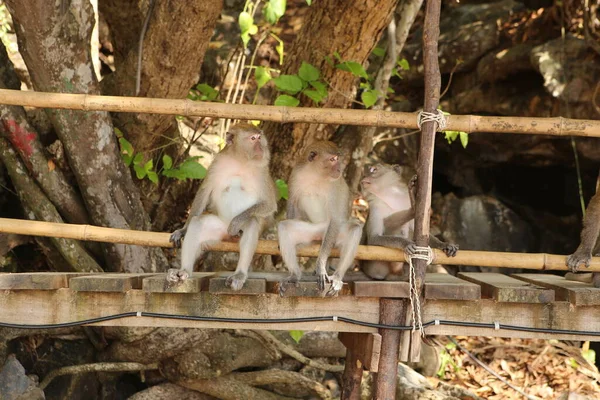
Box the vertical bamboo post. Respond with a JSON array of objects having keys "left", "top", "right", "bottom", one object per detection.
[
  {"left": 374, "top": 299, "right": 407, "bottom": 399},
  {"left": 409, "top": 0, "right": 443, "bottom": 362}
]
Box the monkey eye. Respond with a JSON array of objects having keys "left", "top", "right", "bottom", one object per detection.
[
  {"left": 330, "top": 155, "right": 338, "bottom": 162},
  {"left": 369, "top": 166, "right": 377, "bottom": 174},
  {"left": 251, "top": 135, "right": 260, "bottom": 141}
]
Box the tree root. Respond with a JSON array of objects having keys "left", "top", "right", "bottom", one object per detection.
[
  {"left": 252, "top": 330, "right": 344, "bottom": 373},
  {"left": 181, "top": 376, "right": 296, "bottom": 400},
  {"left": 231, "top": 369, "right": 332, "bottom": 400},
  {"left": 39, "top": 362, "right": 158, "bottom": 390}
]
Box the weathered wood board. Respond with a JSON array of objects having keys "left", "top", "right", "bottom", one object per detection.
[
  {"left": 339, "top": 332, "right": 382, "bottom": 372},
  {"left": 424, "top": 273, "right": 480, "bottom": 300},
  {"left": 512, "top": 274, "right": 600, "bottom": 306},
  {"left": 458, "top": 272, "right": 554, "bottom": 303}
]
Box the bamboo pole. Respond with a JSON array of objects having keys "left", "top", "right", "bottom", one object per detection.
[
  {"left": 1, "top": 89, "right": 600, "bottom": 137},
  {"left": 1, "top": 217, "right": 599, "bottom": 271}
]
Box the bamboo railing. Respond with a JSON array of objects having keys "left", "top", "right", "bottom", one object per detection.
[
  {"left": 0, "top": 217, "right": 598, "bottom": 272},
  {"left": 1, "top": 89, "right": 600, "bottom": 137}
]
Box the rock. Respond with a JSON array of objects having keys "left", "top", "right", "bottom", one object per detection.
[
  {"left": 531, "top": 35, "right": 600, "bottom": 103},
  {"left": 0, "top": 354, "right": 45, "bottom": 400}
]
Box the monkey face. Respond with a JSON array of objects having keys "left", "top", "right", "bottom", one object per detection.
[
  {"left": 227, "top": 123, "right": 270, "bottom": 162},
  {"left": 361, "top": 163, "right": 397, "bottom": 195}
]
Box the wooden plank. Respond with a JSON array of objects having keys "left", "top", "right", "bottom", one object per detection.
[
  {"left": 458, "top": 273, "right": 554, "bottom": 303},
  {"left": 351, "top": 281, "right": 410, "bottom": 298},
  {"left": 424, "top": 273, "right": 480, "bottom": 300},
  {"left": 267, "top": 280, "right": 352, "bottom": 297},
  {"left": 0, "top": 289, "right": 380, "bottom": 333},
  {"left": 338, "top": 332, "right": 381, "bottom": 372},
  {"left": 69, "top": 274, "right": 153, "bottom": 292},
  {"left": 142, "top": 273, "right": 212, "bottom": 293},
  {"left": 0, "top": 272, "right": 87, "bottom": 290},
  {"left": 512, "top": 274, "right": 600, "bottom": 306},
  {"left": 340, "top": 349, "right": 363, "bottom": 400},
  {"left": 206, "top": 277, "right": 266, "bottom": 294}
]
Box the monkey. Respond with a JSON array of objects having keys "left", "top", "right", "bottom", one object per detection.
[
  {"left": 277, "top": 141, "right": 363, "bottom": 296},
  {"left": 566, "top": 172, "right": 600, "bottom": 286},
  {"left": 168, "top": 123, "right": 277, "bottom": 290},
  {"left": 360, "top": 163, "right": 458, "bottom": 280}
]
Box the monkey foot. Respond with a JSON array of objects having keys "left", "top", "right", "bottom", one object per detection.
[
  {"left": 166, "top": 268, "right": 189, "bottom": 285},
  {"left": 169, "top": 229, "right": 185, "bottom": 248},
  {"left": 566, "top": 252, "right": 592, "bottom": 273},
  {"left": 317, "top": 272, "right": 331, "bottom": 292},
  {"left": 324, "top": 277, "right": 344, "bottom": 297},
  {"left": 279, "top": 275, "right": 300, "bottom": 297},
  {"left": 225, "top": 272, "right": 247, "bottom": 291},
  {"left": 404, "top": 243, "right": 418, "bottom": 257}
]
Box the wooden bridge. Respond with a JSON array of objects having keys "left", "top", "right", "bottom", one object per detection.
[{"left": 2, "top": 270, "right": 599, "bottom": 340}]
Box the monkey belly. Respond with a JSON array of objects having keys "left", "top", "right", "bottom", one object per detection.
[
  {"left": 216, "top": 178, "right": 258, "bottom": 222},
  {"left": 299, "top": 194, "right": 328, "bottom": 223}
]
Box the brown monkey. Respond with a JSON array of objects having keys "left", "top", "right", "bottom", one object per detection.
[
  {"left": 360, "top": 163, "right": 458, "bottom": 280},
  {"left": 566, "top": 173, "right": 600, "bottom": 284},
  {"left": 168, "top": 123, "right": 277, "bottom": 290},
  {"left": 277, "top": 141, "right": 363, "bottom": 296}
]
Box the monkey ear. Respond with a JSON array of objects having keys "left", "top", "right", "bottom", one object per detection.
[
  {"left": 308, "top": 151, "right": 318, "bottom": 162},
  {"left": 226, "top": 132, "right": 235, "bottom": 145}
]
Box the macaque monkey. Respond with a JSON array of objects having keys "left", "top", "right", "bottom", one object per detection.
[
  {"left": 566, "top": 173, "right": 600, "bottom": 286},
  {"left": 277, "top": 141, "right": 363, "bottom": 296},
  {"left": 360, "top": 163, "right": 458, "bottom": 280},
  {"left": 168, "top": 123, "right": 277, "bottom": 290}
]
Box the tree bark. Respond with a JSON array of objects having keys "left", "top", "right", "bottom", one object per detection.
[
  {"left": 264, "top": 0, "right": 398, "bottom": 180},
  {"left": 6, "top": 0, "right": 167, "bottom": 272}
]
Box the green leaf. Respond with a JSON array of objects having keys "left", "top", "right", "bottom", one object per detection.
[
  {"left": 147, "top": 170, "right": 159, "bottom": 184},
  {"left": 298, "top": 62, "right": 320, "bottom": 82},
  {"left": 444, "top": 131, "right": 459, "bottom": 144},
  {"left": 324, "top": 55, "right": 334, "bottom": 67},
  {"left": 239, "top": 12, "right": 257, "bottom": 47},
  {"left": 333, "top": 51, "right": 342, "bottom": 61},
  {"left": 263, "top": 0, "right": 286, "bottom": 24},
  {"left": 134, "top": 164, "right": 147, "bottom": 179},
  {"left": 303, "top": 89, "right": 323, "bottom": 104},
  {"left": 583, "top": 349, "right": 596, "bottom": 365},
  {"left": 336, "top": 61, "right": 368, "bottom": 79},
  {"left": 459, "top": 131, "right": 469, "bottom": 148},
  {"left": 133, "top": 153, "right": 144, "bottom": 166},
  {"left": 162, "top": 154, "right": 173, "bottom": 170},
  {"left": 397, "top": 58, "right": 410, "bottom": 70},
  {"left": 273, "top": 74, "right": 303, "bottom": 94},
  {"left": 196, "top": 83, "right": 219, "bottom": 101},
  {"left": 306, "top": 0, "right": 312, "bottom": 4},
  {"left": 119, "top": 137, "right": 133, "bottom": 156},
  {"left": 271, "top": 33, "right": 284, "bottom": 65},
  {"left": 310, "top": 81, "right": 328, "bottom": 97},
  {"left": 144, "top": 159, "right": 153, "bottom": 172},
  {"left": 361, "top": 89, "right": 379, "bottom": 108},
  {"left": 114, "top": 128, "right": 124, "bottom": 138},
  {"left": 289, "top": 330, "right": 304, "bottom": 343},
  {"left": 122, "top": 153, "right": 133, "bottom": 167},
  {"left": 180, "top": 158, "right": 207, "bottom": 180},
  {"left": 162, "top": 168, "right": 188, "bottom": 180},
  {"left": 255, "top": 66, "right": 272, "bottom": 89},
  {"left": 275, "top": 179, "right": 288, "bottom": 200},
  {"left": 372, "top": 47, "right": 386, "bottom": 57},
  {"left": 274, "top": 94, "right": 300, "bottom": 107},
  {"left": 386, "top": 87, "right": 395, "bottom": 94}
]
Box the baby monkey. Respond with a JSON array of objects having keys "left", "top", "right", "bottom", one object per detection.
[
  {"left": 361, "top": 163, "right": 458, "bottom": 280},
  {"left": 168, "top": 123, "right": 277, "bottom": 290},
  {"left": 278, "top": 141, "right": 363, "bottom": 296}
]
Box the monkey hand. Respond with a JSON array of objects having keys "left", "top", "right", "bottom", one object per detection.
[
  {"left": 325, "top": 273, "right": 343, "bottom": 297},
  {"left": 227, "top": 216, "right": 246, "bottom": 237},
  {"left": 566, "top": 250, "right": 592, "bottom": 272},
  {"left": 442, "top": 243, "right": 459, "bottom": 257},
  {"left": 166, "top": 268, "right": 189, "bottom": 285},
  {"left": 226, "top": 272, "right": 247, "bottom": 291},
  {"left": 409, "top": 174, "right": 418, "bottom": 189},
  {"left": 404, "top": 242, "right": 418, "bottom": 257},
  {"left": 169, "top": 229, "right": 186, "bottom": 248}
]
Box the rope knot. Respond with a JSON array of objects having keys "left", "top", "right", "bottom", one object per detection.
[
  {"left": 405, "top": 246, "right": 434, "bottom": 337},
  {"left": 417, "top": 109, "right": 447, "bottom": 132}
]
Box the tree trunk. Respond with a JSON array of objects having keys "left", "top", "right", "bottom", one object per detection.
[
  {"left": 264, "top": 0, "right": 398, "bottom": 180},
  {"left": 6, "top": 0, "right": 167, "bottom": 272},
  {"left": 100, "top": 0, "right": 223, "bottom": 154}
]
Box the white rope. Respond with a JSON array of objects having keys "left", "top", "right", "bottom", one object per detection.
[
  {"left": 417, "top": 109, "right": 447, "bottom": 132},
  {"left": 405, "top": 246, "right": 434, "bottom": 336}
]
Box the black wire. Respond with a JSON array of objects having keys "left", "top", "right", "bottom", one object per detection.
[{"left": 1, "top": 312, "right": 600, "bottom": 337}]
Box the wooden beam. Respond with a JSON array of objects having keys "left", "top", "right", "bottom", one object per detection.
[
  {"left": 338, "top": 332, "right": 382, "bottom": 372},
  {"left": 340, "top": 349, "right": 363, "bottom": 400},
  {"left": 512, "top": 274, "right": 600, "bottom": 306},
  {"left": 374, "top": 299, "right": 406, "bottom": 398}
]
